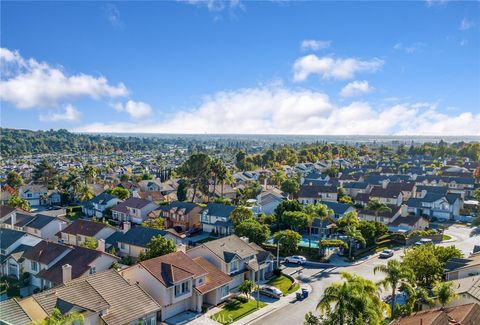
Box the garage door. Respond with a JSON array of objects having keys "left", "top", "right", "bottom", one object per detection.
[{"left": 163, "top": 299, "right": 189, "bottom": 320}]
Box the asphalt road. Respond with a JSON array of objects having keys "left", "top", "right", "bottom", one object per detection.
[{"left": 251, "top": 224, "right": 479, "bottom": 325}]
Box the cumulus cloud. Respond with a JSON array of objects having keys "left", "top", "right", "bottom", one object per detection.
[
  {"left": 300, "top": 40, "right": 331, "bottom": 51},
  {"left": 459, "top": 18, "right": 475, "bottom": 31},
  {"left": 75, "top": 85, "right": 480, "bottom": 135},
  {"left": 180, "top": 0, "right": 244, "bottom": 15},
  {"left": 339, "top": 80, "right": 373, "bottom": 97},
  {"left": 111, "top": 100, "right": 153, "bottom": 118},
  {"left": 0, "top": 48, "right": 128, "bottom": 109},
  {"left": 293, "top": 55, "right": 384, "bottom": 81},
  {"left": 39, "top": 104, "right": 81, "bottom": 122}
]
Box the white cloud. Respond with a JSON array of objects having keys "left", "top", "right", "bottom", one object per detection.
[
  {"left": 300, "top": 40, "right": 331, "bottom": 51},
  {"left": 104, "top": 3, "right": 125, "bottom": 29},
  {"left": 425, "top": 0, "right": 449, "bottom": 7},
  {"left": 0, "top": 48, "right": 128, "bottom": 109},
  {"left": 459, "top": 18, "right": 475, "bottom": 31},
  {"left": 293, "top": 55, "right": 384, "bottom": 81},
  {"left": 393, "top": 42, "right": 425, "bottom": 54},
  {"left": 75, "top": 85, "right": 480, "bottom": 135},
  {"left": 111, "top": 100, "right": 153, "bottom": 119},
  {"left": 180, "top": 0, "right": 244, "bottom": 13},
  {"left": 39, "top": 104, "right": 81, "bottom": 122},
  {"left": 339, "top": 80, "right": 374, "bottom": 97}
]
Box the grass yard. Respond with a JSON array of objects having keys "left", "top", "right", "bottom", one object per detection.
[
  {"left": 442, "top": 234, "right": 452, "bottom": 241},
  {"left": 267, "top": 275, "right": 299, "bottom": 296},
  {"left": 211, "top": 298, "right": 267, "bottom": 325}
]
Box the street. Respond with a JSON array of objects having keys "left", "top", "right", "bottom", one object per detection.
[{"left": 251, "top": 224, "right": 479, "bottom": 325}]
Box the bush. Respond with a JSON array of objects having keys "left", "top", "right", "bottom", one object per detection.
[{"left": 273, "top": 268, "right": 282, "bottom": 277}]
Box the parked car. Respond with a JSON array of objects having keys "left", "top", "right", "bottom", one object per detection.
[
  {"left": 379, "top": 249, "right": 394, "bottom": 259},
  {"left": 259, "top": 285, "right": 282, "bottom": 299},
  {"left": 415, "top": 238, "right": 433, "bottom": 246},
  {"left": 284, "top": 255, "right": 307, "bottom": 265}
]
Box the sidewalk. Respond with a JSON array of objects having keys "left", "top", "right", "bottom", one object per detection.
[{"left": 234, "top": 284, "right": 311, "bottom": 325}]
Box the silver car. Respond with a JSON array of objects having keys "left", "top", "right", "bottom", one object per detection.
[
  {"left": 284, "top": 255, "right": 307, "bottom": 264},
  {"left": 259, "top": 285, "right": 282, "bottom": 299}
]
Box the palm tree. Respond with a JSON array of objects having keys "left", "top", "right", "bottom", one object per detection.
[
  {"left": 317, "top": 272, "right": 387, "bottom": 325},
  {"left": 345, "top": 225, "right": 365, "bottom": 259},
  {"left": 30, "top": 307, "right": 84, "bottom": 325},
  {"left": 366, "top": 199, "right": 392, "bottom": 223},
  {"left": 433, "top": 281, "right": 458, "bottom": 308},
  {"left": 399, "top": 282, "right": 433, "bottom": 315},
  {"left": 374, "top": 260, "right": 414, "bottom": 317},
  {"left": 218, "top": 167, "right": 233, "bottom": 198},
  {"left": 76, "top": 184, "right": 94, "bottom": 202},
  {"left": 210, "top": 158, "right": 224, "bottom": 197},
  {"left": 304, "top": 203, "right": 333, "bottom": 247}
]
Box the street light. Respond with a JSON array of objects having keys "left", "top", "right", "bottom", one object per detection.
[{"left": 276, "top": 235, "right": 286, "bottom": 269}]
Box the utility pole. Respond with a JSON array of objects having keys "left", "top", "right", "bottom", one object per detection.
[{"left": 276, "top": 236, "right": 285, "bottom": 269}]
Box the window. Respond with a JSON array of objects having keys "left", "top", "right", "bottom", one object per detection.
[
  {"left": 31, "top": 261, "right": 38, "bottom": 271},
  {"left": 229, "top": 260, "right": 239, "bottom": 273},
  {"left": 174, "top": 281, "right": 190, "bottom": 297},
  {"left": 89, "top": 267, "right": 96, "bottom": 274},
  {"left": 0, "top": 249, "right": 6, "bottom": 255},
  {"left": 221, "top": 285, "right": 229, "bottom": 297}
]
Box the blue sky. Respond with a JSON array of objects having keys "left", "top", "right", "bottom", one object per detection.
[{"left": 1, "top": 0, "right": 479, "bottom": 135}]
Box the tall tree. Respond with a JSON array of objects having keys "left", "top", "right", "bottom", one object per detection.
[
  {"left": 282, "top": 211, "right": 308, "bottom": 232},
  {"left": 7, "top": 195, "right": 30, "bottom": 211},
  {"left": 374, "top": 260, "right": 414, "bottom": 317},
  {"left": 106, "top": 187, "right": 130, "bottom": 200},
  {"left": 317, "top": 272, "right": 388, "bottom": 325},
  {"left": 281, "top": 178, "right": 300, "bottom": 199},
  {"left": 231, "top": 206, "right": 254, "bottom": 225},
  {"left": 273, "top": 230, "right": 301, "bottom": 255},
  {"left": 32, "top": 159, "right": 58, "bottom": 188},
  {"left": 234, "top": 219, "right": 270, "bottom": 245},
  {"left": 138, "top": 235, "right": 176, "bottom": 261},
  {"left": 6, "top": 171, "right": 24, "bottom": 190},
  {"left": 366, "top": 199, "right": 392, "bottom": 223},
  {"left": 433, "top": 281, "right": 457, "bottom": 308},
  {"left": 177, "top": 153, "right": 212, "bottom": 202}
]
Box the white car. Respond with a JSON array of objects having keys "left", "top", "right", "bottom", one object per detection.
[{"left": 284, "top": 255, "right": 307, "bottom": 265}]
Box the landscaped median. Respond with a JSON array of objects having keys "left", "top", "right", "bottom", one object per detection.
[
  {"left": 267, "top": 274, "right": 299, "bottom": 296},
  {"left": 211, "top": 297, "right": 267, "bottom": 325}
]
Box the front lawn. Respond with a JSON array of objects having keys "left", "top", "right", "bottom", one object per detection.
[
  {"left": 211, "top": 298, "right": 266, "bottom": 325},
  {"left": 442, "top": 234, "right": 452, "bottom": 241},
  {"left": 267, "top": 275, "right": 299, "bottom": 296}
]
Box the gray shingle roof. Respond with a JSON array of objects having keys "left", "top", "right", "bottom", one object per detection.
[
  {"left": 117, "top": 226, "right": 167, "bottom": 247},
  {"left": 203, "top": 203, "right": 235, "bottom": 218},
  {"left": 0, "top": 228, "right": 26, "bottom": 250},
  {"left": 201, "top": 235, "right": 260, "bottom": 263}
]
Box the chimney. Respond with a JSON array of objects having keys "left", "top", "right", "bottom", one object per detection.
[
  {"left": 123, "top": 221, "right": 131, "bottom": 233},
  {"left": 11, "top": 212, "right": 16, "bottom": 228},
  {"left": 62, "top": 264, "right": 72, "bottom": 283},
  {"left": 58, "top": 221, "right": 66, "bottom": 232},
  {"left": 177, "top": 243, "right": 186, "bottom": 253},
  {"left": 97, "top": 239, "right": 105, "bottom": 252}
]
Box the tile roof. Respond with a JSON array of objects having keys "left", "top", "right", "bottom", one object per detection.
[
  {"left": 389, "top": 216, "right": 427, "bottom": 227},
  {"left": 392, "top": 303, "right": 480, "bottom": 325},
  {"left": 0, "top": 299, "right": 32, "bottom": 325},
  {"left": 22, "top": 241, "right": 70, "bottom": 265},
  {"left": 0, "top": 228, "right": 26, "bottom": 250},
  {"left": 452, "top": 276, "right": 480, "bottom": 301},
  {"left": 322, "top": 201, "right": 352, "bottom": 215},
  {"left": 36, "top": 246, "right": 117, "bottom": 285},
  {"left": 0, "top": 205, "right": 17, "bottom": 219},
  {"left": 193, "top": 256, "right": 232, "bottom": 294},
  {"left": 30, "top": 269, "right": 160, "bottom": 325},
  {"left": 157, "top": 201, "right": 201, "bottom": 215},
  {"left": 298, "top": 185, "right": 337, "bottom": 198},
  {"left": 139, "top": 251, "right": 208, "bottom": 287},
  {"left": 203, "top": 203, "right": 235, "bottom": 218},
  {"left": 201, "top": 235, "right": 260, "bottom": 263},
  {"left": 111, "top": 197, "right": 153, "bottom": 213},
  {"left": 445, "top": 254, "right": 480, "bottom": 273},
  {"left": 117, "top": 226, "right": 167, "bottom": 247},
  {"left": 60, "top": 219, "right": 110, "bottom": 237}
]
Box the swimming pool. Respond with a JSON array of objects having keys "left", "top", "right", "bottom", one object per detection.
[{"left": 266, "top": 236, "right": 320, "bottom": 249}]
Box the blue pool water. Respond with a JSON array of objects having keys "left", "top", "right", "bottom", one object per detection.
[{"left": 266, "top": 237, "right": 319, "bottom": 249}]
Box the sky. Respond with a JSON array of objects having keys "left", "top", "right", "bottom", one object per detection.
[{"left": 1, "top": 0, "right": 479, "bottom": 135}]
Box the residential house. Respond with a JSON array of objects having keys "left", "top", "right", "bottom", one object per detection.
[
  {"left": 445, "top": 253, "right": 480, "bottom": 281},
  {"left": 22, "top": 240, "right": 118, "bottom": 289},
  {"left": 19, "top": 185, "right": 61, "bottom": 207},
  {"left": 256, "top": 188, "right": 286, "bottom": 215},
  {"left": 1, "top": 269, "right": 160, "bottom": 325},
  {"left": 116, "top": 225, "right": 183, "bottom": 259},
  {"left": 322, "top": 201, "right": 356, "bottom": 220},
  {"left": 200, "top": 203, "right": 236, "bottom": 236},
  {"left": 0, "top": 228, "right": 42, "bottom": 277},
  {"left": 392, "top": 303, "right": 480, "bottom": 325},
  {"left": 387, "top": 215, "right": 429, "bottom": 233},
  {"left": 298, "top": 185, "right": 338, "bottom": 204},
  {"left": 3, "top": 212, "right": 68, "bottom": 240},
  {"left": 407, "top": 192, "right": 463, "bottom": 220},
  {"left": 111, "top": 197, "right": 159, "bottom": 224},
  {"left": 369, "top": 186, "right": 404, "bottom": 206},
  {"left": 82, "top": 192, "right": 122, "bottom": 218},
  {"left": 155, "top": 201, "right": 202, "bottom": 232},
  {"left": 342, "top": 182, "right": 371, "bottom": 199},
  {"left": 187, "top": 235, "right": 275, "bottom": 290},
  {"left": 56, "top": 219, "right": 116, "bottom": 246},
  {"left": 448, "top": 276, "right": 480, "bottom": 307},
  {"left": 120, "top": 251, "right": 232, "bottom": 321}
]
